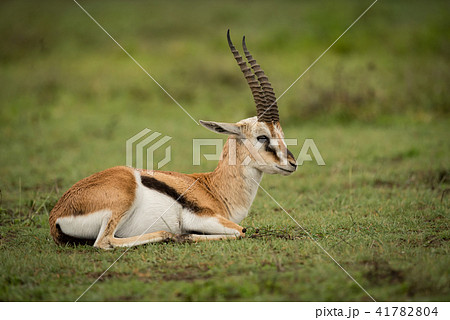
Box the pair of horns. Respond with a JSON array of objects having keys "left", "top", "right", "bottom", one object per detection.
[{"left": 227, "top": 30, "right": 279, "bottom": 123}]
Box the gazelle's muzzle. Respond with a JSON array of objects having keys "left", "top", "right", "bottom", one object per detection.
[{"left": 287, "top": 149, "right": 297, "bottom": 170}]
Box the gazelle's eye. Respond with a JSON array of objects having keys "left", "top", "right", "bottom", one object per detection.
[{"left": 257, "top": 135, "right": 269, "bottom": 143}]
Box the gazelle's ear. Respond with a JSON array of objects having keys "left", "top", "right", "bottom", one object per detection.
[{"left": 199, "top": 120, "right": 243, "bottom": 137}]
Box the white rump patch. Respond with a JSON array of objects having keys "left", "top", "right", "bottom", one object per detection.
[{"left": 56, "top": 210, "right": 112, "bottom": 240}]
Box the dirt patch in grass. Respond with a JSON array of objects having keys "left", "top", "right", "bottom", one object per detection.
[
  {"left": 372, "top": 169, "right": 449, "bottom": 191},
  {"left": 85, "top": 271, "right": 128, "bottom": 282},
  {"left": 397, "top": 232, "right": 449, "bottom": 248},
  {"left": 406, "top": 169, "right": 449, "bottom": 190},
  {"left": 363, "top": 258, "right": 404, "bottom": 285},
  {"left": 423, "top": 235, "right": 449, "bottom": 248},
  {"left": 373, "top": 179, "right": 400, "bottom": 189},
  {"left": 0, "top": 230, "right": 18, "bottom": 245},
  {"left": 86, "top": 264, "right": 212, "bottom": 283},
  {"left": 424, "top": 214, "right": 449, "bottom": 233},
  {"left": 246, "top": 226, "right": 308, "bottom": 241},
  {"left": 160, "top": 265, "right": 211, "bottom": 282}
]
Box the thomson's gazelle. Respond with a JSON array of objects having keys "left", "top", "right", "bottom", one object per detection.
[{"left": 49, "top": 31, "right": 297, "bottom": 249}]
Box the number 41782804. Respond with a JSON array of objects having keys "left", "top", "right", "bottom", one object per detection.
[{"left": 376, "top": 307, "right": 438, "bottom": 317}]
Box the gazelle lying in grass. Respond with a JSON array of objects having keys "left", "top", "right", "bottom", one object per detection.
[{"left": 49, "top": 31, "right": 297, "bottom": 249}]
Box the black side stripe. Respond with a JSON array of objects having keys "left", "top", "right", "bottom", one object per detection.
[{"left": 140, "top": 175, "right": 201, "bottom": 213}]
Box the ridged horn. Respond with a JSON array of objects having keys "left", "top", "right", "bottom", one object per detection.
[
  {"left": 227, "top": 30, "right": 268, "bottom": 120},
  {"left": 242, "top": 36, "right": 279, "bottom": 123}
]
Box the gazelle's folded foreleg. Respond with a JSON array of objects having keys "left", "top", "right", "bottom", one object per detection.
[
  {"left": 93, "top": 211, "right": 174, "bottom": 249},
  {"left": 181, "top": 212, "right": 246, "bottom": 240}
]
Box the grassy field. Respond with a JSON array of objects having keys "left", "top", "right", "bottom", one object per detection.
[{"left": 0, "top": 0, "right": 449, "bottom": 301}]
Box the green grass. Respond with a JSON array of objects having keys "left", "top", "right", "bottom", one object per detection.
[{"left": 0, "top": 0, "right": 449, "bottom": 301}]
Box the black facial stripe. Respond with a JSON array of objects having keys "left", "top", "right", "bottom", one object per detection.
[
  {"left": 265, "top": 144, "right": 278, "bottom": 159},
  {"left": 141, "top": 175, "right": 201, "bottom": 213},
  {"left": 287, "top": 148, "right": 295, "bottom": 160}
]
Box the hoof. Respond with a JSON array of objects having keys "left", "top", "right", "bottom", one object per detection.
[{"left": 93, "top": 241, "right": 114, "bottom": 250}]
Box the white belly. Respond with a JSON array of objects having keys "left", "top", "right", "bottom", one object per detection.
[{"left": 115, "top": 187, "right": 183, "bottom": 237}]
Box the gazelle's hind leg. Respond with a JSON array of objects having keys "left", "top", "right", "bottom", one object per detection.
[
  {"left": 100, "top": 231, "right": 174, "bottom": 249},
  {"left": 94, "top": 211, "right": 173, "bottom": 250},
  {"left": 175, "top": 234, "right": 241, "bottom": 242}
]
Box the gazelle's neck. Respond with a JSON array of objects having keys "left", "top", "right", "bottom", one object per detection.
[{"left": 208, "top": 138, "right": 263, "bottom": 223}]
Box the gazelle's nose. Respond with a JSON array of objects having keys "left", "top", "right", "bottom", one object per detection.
[
  {"left": 287, "top": 149, "right": 297, "bottom": 170},
  {"left": 289, "top": 161, "right": 297, "bottom": 170}
]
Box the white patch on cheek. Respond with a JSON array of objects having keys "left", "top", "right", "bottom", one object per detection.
[
  {"left": 271, "top": 140, "right": 283, "bottom": 157},
  {"left": 281, "top": 139, "right": 289, "bottom": 164},
  {"left": 277, "top": 149, "right": 288, "bottom": 165},
  {"left": 280, "top": 138, "right": 288, "bottom": 150}
]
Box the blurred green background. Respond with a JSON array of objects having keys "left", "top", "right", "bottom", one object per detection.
[{"left": 0, "top": 0, "right": 448, "bottom": 301}]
